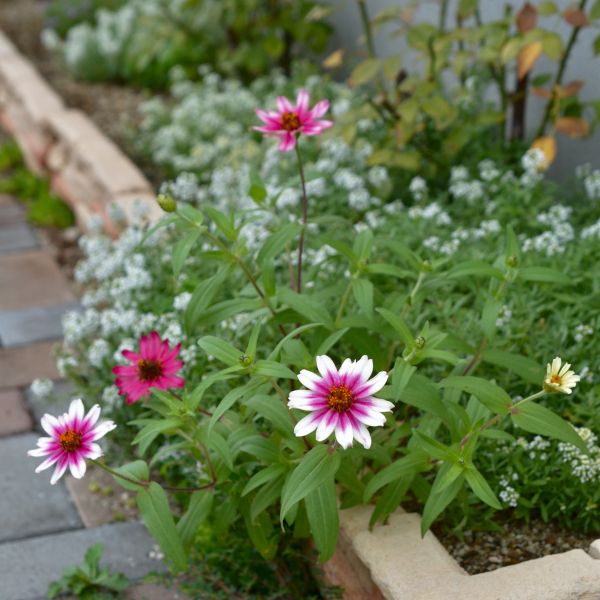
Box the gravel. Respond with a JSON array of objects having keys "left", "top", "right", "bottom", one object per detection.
[{"left": 435, "top": 518, "right": 596, "bottom": 575}]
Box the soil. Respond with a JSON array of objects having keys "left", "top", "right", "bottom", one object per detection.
[
  {"left": 434, "top": 517, "right": 596, "bottom": 575},
  {"left": 0, "top": 0, "right": 157, "bottom": 184}
]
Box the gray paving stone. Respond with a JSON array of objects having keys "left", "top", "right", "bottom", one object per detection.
[
  {"left": 0, "top": 301, "right": 80, "bottom": 347},
  {"left": 0, "top": 201, "right": 26, "bottom": 226},
  {"left": 0, "top": 223, "right": 37, "bottom": 253},
  {"left": 25, "top": 380, "right": 75, "bottom": 427},
  {"left": 0, "top": 521, "right": 165, "bottom": 600},
  {"left": 0, "top": 433, "right": 82, "bottom": 544}
]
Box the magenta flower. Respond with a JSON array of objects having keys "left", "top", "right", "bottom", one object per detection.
[
  {"left": 113, "top": 331, "right": 185, "bottom": 405},
  {"left": 28, "top": 399, "right": 116, "bottom": 485},
  {"left": 254, "top": 89, "right": 333, "bottom": 152},
  {"left": 288, "top": 355, "right": 392, "bottom": 449}
]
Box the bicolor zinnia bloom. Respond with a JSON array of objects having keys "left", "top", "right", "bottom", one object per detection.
[
  {"left": 113, "top": 331, "right": 184, "bottom": 404},
  {"left": 543, "top": 356, "right": 580, "bottom": 394},
  {"left": 254, "top": 89, "right": 333, "bottom": 152},
  {"left": 28, "top": 398, "right": 115, "bottom": 485},
  {"left": 288, "top": 355, "right": 392, "bottom": 449}
]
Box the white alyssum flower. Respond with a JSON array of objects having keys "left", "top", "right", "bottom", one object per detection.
[
  {"left": 30, "top": 378, "right": 54, "bottom": 399},
  {"left": 174, "top": 292, "right": 192, "bottom": 311},
  {"left": 409, "top": 176, "right": 427, "bottom": 201},
  {"left": 544, "top": 357, "right": 581, "bottom": 394}
]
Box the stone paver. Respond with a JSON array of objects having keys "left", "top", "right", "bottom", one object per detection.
[
  {"left": 25, "top": 379, "right": 74, "bottom": 426},
  {"left": 0, "top": 433, "right": 82, "bottom": 544},
  {"left": 0, "top": 195, "right": 26, "bottom": 225},
  {"left": 0, "top": 389, "right": 32, "bottom": 435},
  {"left": 0, "top": 301, "right": 80, "bottom": 347},
  {"left": 0, "top": 521, "right": 164, "bottom": 600},
  {"left": 0, "top": 340, "right": 59, "bottom": 388},
  {"left": 0, "top": 250, "right": 75, "bottom": 310},
  {"left": 126, "top": 583, "right": 189, "bottom": 600},
  {"left": 0, "top": 222, "right": 37, "bottom": 253}
]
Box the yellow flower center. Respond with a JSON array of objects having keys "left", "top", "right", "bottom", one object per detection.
[
  {"left": 281, "top": 112, "right": 301, "bottom": 132},
  {"left": 550, "top": 374, "right": 562, "bottom": 385},
  {"left": 137, "top": 359, "right": 163, "bottom": 382},
  {"left": 327, "top": 385, "right": 354, "bottom": 413},
  {"left": 59, "top": 429, "right": 83, "bottom": 453}
]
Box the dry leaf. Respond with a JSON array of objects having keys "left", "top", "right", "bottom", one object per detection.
[
  {"left": 556, "top": 117, "right": 590, "bottom": 138},
  {"left": 323, "top": 49, "right": 344, "bottom": 69},
  {"left": 530, "top": 136, "right": 557, "bottom": 169},
  {"left": 563, "top": 8, "right": 590, "bottom": 27},
  {"left": 558, "top": 80, "right": 584, "bottom": 97},
  {"left": 517, "top": 2, "right": 538, "bottom": 32},
  {"left": 518, "top": 41, "right": 543, "bottom": 80},
  {"left": 532, "top": 87, "right": 553, "bottom": 98}
]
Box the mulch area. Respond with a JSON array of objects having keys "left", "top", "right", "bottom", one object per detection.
[{"left": 434, "top": 517, "right": 596, "bottom": 575}]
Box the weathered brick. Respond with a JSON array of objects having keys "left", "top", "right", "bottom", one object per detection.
[
  {"left": 0, "top": 250, "right": 75, "bottom": 310},
  {"left": 0, "top": 340, "right": 59, "bottom": 388},
  {"left": 0, "top": 389, "right": 32, "bottom": 435}
]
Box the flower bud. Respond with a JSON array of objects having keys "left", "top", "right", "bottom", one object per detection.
[
  {"left": 415, "top": 335, "right": 426, "bottom": 349},
  {"left": 239, "top": 354, "right": 252, "bottom": 367},
  {"left": 157, "top": 194, "right": 177, "bottom": 213},
  {"left": 505, "top": 255, "right": 519, "bottom": 268}
]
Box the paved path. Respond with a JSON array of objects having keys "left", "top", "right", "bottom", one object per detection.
[{"left": 0, "top": 194, "right": 174, "bottom": 599}]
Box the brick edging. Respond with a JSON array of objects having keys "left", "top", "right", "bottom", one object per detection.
[{"left": 0, "top": 29, "right": 161, "bottom": 231}]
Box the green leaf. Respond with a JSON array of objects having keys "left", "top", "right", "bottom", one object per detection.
[
  {"left": 110, "top": 460, "right": 149, "bottom": 492},
  {"left": 254, "top": 360, "right": 296, "bottom": 379},
  {"left": 176, "top": 491, "right": 214, "bottom": 549},
  {"left": 465, "top": 466, "right": 502, "bottom": 509},
  {"left": 257, "top": 223, "right": 302, "bottom": 267},
  {"left": 241, "top": 505, "right": 278, "bottom": 560},
  {"left": 316, "top": 328, "right": 350, "bottom": 355},
  {"left": 268, "top": 323, "right": 324, "bottom": 360},
  {"left": 353, "top": 229, "right": 373, "bottom": 260},
  {"left": 245, "top": 321, "right": 262, "bottom": 360},
  {"left": 391, "top": 374, "right": 448, "bottom": 421},
  {"left": 209, "top": 385, "right": 252, "bottom": 434},
  {"left": 413, "top": 430, "right": 458, "bottom": 462},
  {"left": 376, "top": 307, "right": 414, "bottom": 347},
  {"left": 204, "top": 206, "right": 237, "bottom": 241},
  {"left": 511, "top": 401, "right": 587, "bottom": 452},
  {"left": 349, "top": 58, "right": 381, "bottom": 85},
  {"left": 436, "top": 463, "right": 464, "bottom": 493},
  {"left": 482, "top": 349, "right": 543, "bottom": 385},
  {"left": 390, "top": 358, "right": 416, "bottom": 401},
  {"left": 249, "top": 169, "right": 267, "bottom": 203},
  {"left": 137, "top": 483, "right": 187, "bottom": 572},
  {"left": 305, "top": 477, "right": 339, "bottom": 562},
  {"left": 171, "top": 230, "right": 200, "bottom": 278},
  {"left": 132, "top": 418, "right": 182, "bottom": 456},
  {"left": 197, "top": 336, "right": 243, "bottom": 366},
  {"left": 421, "top": 464, "right": 465, "bottom": 535},
  {"left": 518, "top": 267, "right": 570, "bottom": 285},
  {"left": 446, "top": 261, "right": 505, "bottom": 280},
  {"left": 538, "top": 1, "right": 558, "bottom": 16},
  {"left": 364, "top": 450, "right": 430, "bottom": 501},
  {"left": 250, "top": 475, "right": 285, "bottom": 522},
  {"left": 177, "top": 204, "right": 203, "bottom": 227},
  {"left": 242, "top": 464, "right": 288, "bottom": 496},
  {"left": 481, "top": 296, "right": 501, "bottom": 339},
  {"left": 594, "top": 34, "right": 600, "bottom": 55},
  {"left": 352, "top": 278, "right": 374, "bottom": 316},
  {"left": 591, "top": 0, "right": 600, "bottom": 19},
  {"left": 369, "top": 476, "right": 413, "bottom": 528},
  {"left": 247, "top": 394, "right": 294, "bottom": 434},
  {"left": 184, "top": 267, "right": 230, "bottom": 332},
  {"left": 439, "top": 376, "right": 511, "bottom": 415},
  {"left": 280, "top": 446, "right": 341, "bottom": 522},
  {"left": 279, "top": 288, "right": 332, "bottom": 325}
]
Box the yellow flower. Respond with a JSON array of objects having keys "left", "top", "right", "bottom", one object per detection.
[{"left": 544, "top": 357, "right": 580, "bottom": 394}]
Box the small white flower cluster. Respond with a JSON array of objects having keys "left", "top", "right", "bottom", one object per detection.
[
  {"left": 522, "top": 204, "right": 574, "bottom": 256},
  {"left": 409, "top": 176, "right": 427, "bottom": 201},
  {"left": 495, "top": 304, "right": 512, "bottom": 328},
  {"left": 574, "top": 324, "right": 593, "bottom": 343},
  {"left": 30, "top": 378, "right": 54, "bottom": 400},
  {"left": 520, "top": 148, "right": 545, "bottom": 187},
  {"left": 558, "top": 428, "right": 600, "bottom": 484},
  {"left": 499, "top": 475, "right": 520, "bottom": 507},
  {"left": 408, "top": 202, "right": 452, "bottom": 226},
  {"left": 576, "top": 164, "right": 600, "bottom": 201}
]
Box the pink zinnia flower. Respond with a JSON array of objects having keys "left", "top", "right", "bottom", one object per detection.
[
  {"left": 254, "top": 89, "right": 333, "bottom": 152},
  {"left": 288, "top": 355, "right": 392, "bottom": 449},
  {"left": 28, "top": 398, "right": 116, "bottom": 484},
  {"left": 112, "top": 331, "right": 185, "bottom": 405}
]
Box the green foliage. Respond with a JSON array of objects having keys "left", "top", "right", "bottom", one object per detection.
[{"left": 47, "top": 544, "right": 129, "bottom": 599}]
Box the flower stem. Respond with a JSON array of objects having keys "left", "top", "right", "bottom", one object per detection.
[
  {"left": 90, "top": 459, "right": 216, "bottom": 493},
  {"left": 335, "top": 281, "right": 353, "bottom": 326},
  {"left": 294, "top": 143, "right": 309, "bottom": 293}
]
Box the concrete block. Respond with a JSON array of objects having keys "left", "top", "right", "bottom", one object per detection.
[
  {"left": 0, "top": 433, "right": 82, "bottom": 544},
  {"left": 0, "top": 301, "right": 80, "bottom": 347},
  {"left": 0, "top": 223, "right": 37, "bottom": 253},
  {"left": 0, "top": 388, "right": 32, "bottom": 435},
  {"left": 0, "top": 522, "right": 165, "bottom": 600}
]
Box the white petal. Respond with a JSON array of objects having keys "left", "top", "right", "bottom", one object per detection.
[
  {"left": 40, "top": 413, "right": 60, "bottom": 437},
  {"left": 315, "top": 411, "right": 338, "bottom": 442},
  {"left": 297, "top": 369, "right": 323, "bottom": 391},
  {"left": 50, "top": 460, "right": 68, "bottom": 485},
  {"left": 339, "top": 358, "right": 354, "bottom": 377},
  {"left": 351, "top": 406, "right": 387, "bottom": 427},
  {"left": 353, "top": 356, "right": 373, "bottom": 382},
  {"left": 28, "top": 447, "right": 51, "bottom": 457},
  {"left": 360, "top": 398, "right": 394, "bottom": 412},
  {"left": 288, "top": 395, "right": 326, "bottom": 410},
  {"left": 35, "top": 454, "right": 60, "bottom": 472},
  {"left": 68, "top": 398, "right": 85, "bottom": 423},
  {"left": 85, "top": 443, "right": 103, "bottom": 460},
  {"left": 352, "top": 422, "right": 372, "bottom": 449},
  {"left": 316, "top": 355, "right": 338, "bottom": 379},
  {"left": 91, "top": 420, "right": 116, "bottom": 440},
  {"left": 83, "top": 404, "right": 101, "bottom": 428},
  {"left": 355, "top": 372, "right": 388, "bottom": 397},
  {"left": 69, "top": 455, "right": 87, "bottom": 479},
  {"left": 293, "top": 411, "right": 323, "bottom": 437},
  {"left": 551, "top": 357, "right": 561, "bottom": 374},
  {"left": 335, "top": 415, "right": 353, "bottom": 449}
]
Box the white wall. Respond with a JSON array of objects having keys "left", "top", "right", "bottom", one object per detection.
[{"left": 327, "top": 0, "right": 600, "bottom": 179}]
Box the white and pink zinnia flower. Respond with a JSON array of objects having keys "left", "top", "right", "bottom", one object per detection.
[
  {"left": 28, "top": 399, "right": 116, "bottom": 484},
  {"left": 113, "top": 331, "right": 185, "bottom": 405},
  {"left": 288, "top": 355, "right": 392, "bottom": 449},
  {"left": 254, "top": 89, "right": 333, "bottom": 152}
]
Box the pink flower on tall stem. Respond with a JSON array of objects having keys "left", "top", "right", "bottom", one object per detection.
[
  {"left": 254, "top": 89, "right": 333, "bottom": 152},
  {"left": 288, "top": 355, "right": 392, "bottom": 449},
  {"left": 28, "top": 399, "right": 116, "bottom": 484},
  {"left": 113, "top": 331, "right": 184, "bottom": 405}
]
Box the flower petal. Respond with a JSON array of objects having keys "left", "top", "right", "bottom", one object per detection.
[
  {"left": 92, "top": 420, "right": 116, "bottom": 440},
  {"left": 294, "top": 409, "right": 327, "bottom": 437},
  {"left": 315, "top": 410, "right": 338, "bottom": 442}
]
